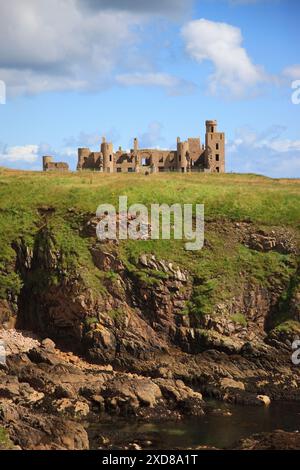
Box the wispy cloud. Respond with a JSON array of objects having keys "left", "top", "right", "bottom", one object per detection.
[
  {"left": 64, "top": 129, "right": 121, "bottom": 148},
  {"left": 116, "top": 72, "right": 196, "bottom": 95},
  {"left": 227, "top": 126, "right": 300, "bottom": 177},
  {"left": 137, "top": 121, "right": 165, "bottom": 148},
  {"left": 0, "top": 144, "right": 39, "bottom": 163},
  {"left": 282, "top": 64, "right": 300, "bottom": 80}
]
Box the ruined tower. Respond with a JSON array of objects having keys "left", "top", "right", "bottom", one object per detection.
[
  {"left": 204, "top": 120, "right": 225, "bottom": 173},
  {"left": 101, "top": 137, "right": 114, "bottom": 173},
  {"left": 133, "top": 138, "right": 140, "bottom": 173},
  {"left": 42, "top": 156, "right": 53, "bottom": 171},
  {"left": 177, "top": 139, "right": 190, "bottom": 172},
  {"left": 77, "top": 148, "right": 91, "bottom": 170}
]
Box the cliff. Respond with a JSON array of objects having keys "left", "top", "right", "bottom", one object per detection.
[{"left": 0, "top": 169, "right": 299, "bottom": 449}]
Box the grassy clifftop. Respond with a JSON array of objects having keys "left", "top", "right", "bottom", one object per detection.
[
  {"left": 0, "top": 169, "right": 299, "bottom": 224},
  {"left": 0, "top": 169, "right": 299, "bottom": 330}
]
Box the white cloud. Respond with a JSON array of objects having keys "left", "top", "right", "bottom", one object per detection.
[
  {"left": 0, "top": 145, "right": 39, "bottom": 163},
  {"left": 116, "top": 72, "right": 196, "bottom": 95},
  {"left": 181, "top": 18, "right": 267, "bottom": 97}
]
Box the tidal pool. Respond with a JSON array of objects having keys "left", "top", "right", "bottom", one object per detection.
[{"left": 90, "top": 401, "right": 300, "bottom": 449}]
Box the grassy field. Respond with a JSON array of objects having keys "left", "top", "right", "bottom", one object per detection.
[
  {"left": 0, "top": 169, "right": 299, "bottom": 224},
  {"left": 0, "top": 168, "right": 299, "bottom": 324}
]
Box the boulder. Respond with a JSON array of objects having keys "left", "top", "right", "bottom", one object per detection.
[{"left": 256, "top": 394, "right": 271, "bottom": 406}]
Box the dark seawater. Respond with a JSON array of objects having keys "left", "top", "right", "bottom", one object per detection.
[{"left": 91, "top": 401, "right": 300, "bottom": 449}]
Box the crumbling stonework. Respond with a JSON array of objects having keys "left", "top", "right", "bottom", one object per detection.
[
  {"left": 43, "top": 156, "right": 69, "bottom": 172},
  {"left": 76, "top": 120, "right": 225, "bottom": 174}
]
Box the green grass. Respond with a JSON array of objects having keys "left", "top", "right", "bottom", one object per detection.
[
  {"left": 231, "top": 313, "right": 247, "bottom": 327},
  {"left": 107, "top": 308, "right": 124, "bottom": 320},
  {"left": 0, "top": 426, "right": 14, "bottom": 450},
  {"left": 84, "top": 316, "right": 99, "bottom": 326},
  {"left": 273, "top": 320, "right": 300, "bottom": 334},
  {"left": 0, "top": 170, "right": 299, "bottom": 225}
]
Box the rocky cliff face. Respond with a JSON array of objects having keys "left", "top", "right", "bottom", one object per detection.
[
  {"left": 10, "top": 218, "right": 299, "bottom": 363},
  {"left": 0, "top": 214, "right": 300, "bottom": 449}
]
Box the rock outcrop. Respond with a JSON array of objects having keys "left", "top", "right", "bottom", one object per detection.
[{"left": 0, "top": 217, "right": 299, "bottom": 449}]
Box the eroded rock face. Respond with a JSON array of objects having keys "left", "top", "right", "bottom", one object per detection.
[
  {"left": 0, "top": 402, "right": 89, "bottom": 450},
  {"left": 10, "top": 220, "right": 299, "bottom": 365},
  {"left": 1, "top": 323, "right": 300, "bottom": 449},
  {"left": 0, "top": 331, "right": 210, "bottom": 449},
  {"left": 0, "top": 219, "right": 299, "bottom": 449}
]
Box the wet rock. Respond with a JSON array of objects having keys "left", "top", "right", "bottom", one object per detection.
[
  {"left": 52, "top": 398, "right": 90, "bottom": 417},
  {"left": 0, "top": 403, "right": 89, "bottom": 450},
  {"left": 27, "top": 347, "right": 61, "bottom": 366},
  {"left": 256, "top": 394, "right": 271, "bottom": 406},
  {"left": 233, "top": 430, "right": 300, "bottom": 450},
  {"left": 220, "top": 378, "right": 245, "bottom": 391},
  {"left": 103, "top": 375, "right": 162, "bottom": 414}
]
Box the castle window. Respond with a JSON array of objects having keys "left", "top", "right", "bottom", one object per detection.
[
  {"left": 109, "top": 155, "right": 112, "bottom": 162},
  {"left": 128, "top": 167, "right": 133, "bottom": 172},
  {"left": 211, "top": 126, "right": 214, "bottom": 133},
  {"left": 117, "top": 167, "right": 122, "bottom": 173},
  {"left": 216, "top": 167, "right": 220, "bottom": 173},
  {"left": 216, "top": 154, "right": 219, "bottom": 161},
  {"left": 216, "top": 143, "right": 219, "bottom": 150},
  {"left": 179, "top": 155, "right": 181, "bottom": 161}
]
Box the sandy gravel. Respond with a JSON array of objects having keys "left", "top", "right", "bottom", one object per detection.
[{"left": 0, "top": 328, "right": 40, "bottom": 356}]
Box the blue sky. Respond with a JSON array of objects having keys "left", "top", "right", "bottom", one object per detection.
[{"left": 0, "top": 0, "right": 299, "bottom": 177}]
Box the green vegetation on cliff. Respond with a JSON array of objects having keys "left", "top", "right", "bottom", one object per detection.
[
  {"left": 0, "top": 169, "right": 299, "bottom": 328},
  {"left": 0, "top": 426, "right": 14, "bottom": 450}
]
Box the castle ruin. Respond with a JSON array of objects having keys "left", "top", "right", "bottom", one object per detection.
[
  {"left": 43, "top": 120, "right": 225, "bottom": 173},
  {"left": 42, "top": 156, "right": 69, "bottom": 172}
]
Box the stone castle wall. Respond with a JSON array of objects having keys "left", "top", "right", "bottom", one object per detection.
[{"left": 43, "top": 120, "right": 225, "bottom": 173}]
